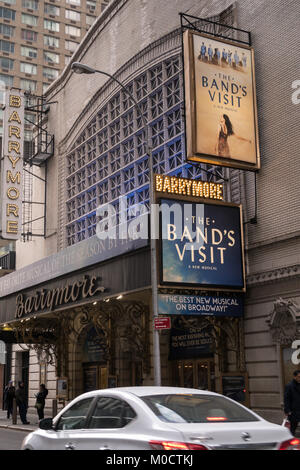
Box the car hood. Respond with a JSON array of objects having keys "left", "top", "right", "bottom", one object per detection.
[{"left": 167, "top": 420, "right": 291, "bottom": 449}]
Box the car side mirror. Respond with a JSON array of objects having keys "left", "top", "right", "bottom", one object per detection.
[{"left": 39, "top": 418, "right": 54, "bottom": 430}]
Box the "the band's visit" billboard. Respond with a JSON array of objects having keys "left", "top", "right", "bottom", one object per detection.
[
  {"left": 183, "top": 30, "right": 260, "bottom": 171},
  {"left": 159, "top": 198, "right": 245, "bottom": 291}
]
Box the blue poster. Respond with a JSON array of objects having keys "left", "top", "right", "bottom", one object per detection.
[{"left": 160, "top": 199, "right": 244, "bottom": 290}]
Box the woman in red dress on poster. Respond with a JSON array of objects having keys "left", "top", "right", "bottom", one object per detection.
[{"left": 215, "top": 114, "right": 251, "bottom": 158}]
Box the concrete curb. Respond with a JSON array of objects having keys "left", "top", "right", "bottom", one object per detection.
[{"left": 0, "top": 424, "right": 36, "bottom": 432}]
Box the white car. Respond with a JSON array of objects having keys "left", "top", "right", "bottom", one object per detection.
[{"left": 21, "top": 386, "right": 299, "bottom": 450}]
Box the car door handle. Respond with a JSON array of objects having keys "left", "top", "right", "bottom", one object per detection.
[
  {"left": 65, "top": 442, "right": 76, "bottom": 450},
  {"left": 99, "top": 445, "right": 111, "bottom": 450}
]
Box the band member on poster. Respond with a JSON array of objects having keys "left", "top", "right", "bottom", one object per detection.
[
  {"left": 215, "top": 114, "right": 252, "bottom": 158},
  {"left": 208, "top": 44, "right": 213, "bottom": 62},
  {"left": 242, "top": 52, "right": 247, "bottom": 68},
  {"left": 221, "top": 48, "right": 228, "bottom": 64},
  {"left": 213, "top": 47, "right": 221, "bottom": 65},
  {"left": 233, "top": 50, "right": 240, "bottom": 68},
  {"left": 198, "top": 42, "right": 206, "bottom": 60},
  {"left": 228, "top": 50, "right": 232, "bottom": 66}
]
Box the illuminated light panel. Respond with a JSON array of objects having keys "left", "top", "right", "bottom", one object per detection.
[
  {"left": 206, "top": 416, "right": 228, "bottom": 421},
  {"left": 155, "top": 174, "right": 223, "bottom": 200}
]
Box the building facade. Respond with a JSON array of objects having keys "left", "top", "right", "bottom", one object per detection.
[
  {"left": 0, "top": 0, "right": 110, "bottom": 98},
  {"left": 0, "top": 0, "right": 300, "bottom": 425}
]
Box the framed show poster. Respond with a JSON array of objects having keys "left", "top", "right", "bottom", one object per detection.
[
  {"left": 57, "top": 377, "right": 68, "bottom": 399},
  {"left": 159, "top": 198, "right": 245, "bottom": 292},
  {"left": 221, "top": 372, "right": 249, "bottom": 407},
  {"left": 183, "top": 30, "right": 260, "bottom": 171}
]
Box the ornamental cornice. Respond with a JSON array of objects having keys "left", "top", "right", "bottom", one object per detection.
[{"left": 247, "top": 264, "right": 300, "bottom": 287}]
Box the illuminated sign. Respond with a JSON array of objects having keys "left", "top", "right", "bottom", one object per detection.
[
  {"left": 0, "top": 89, "right": 24, "bottom": 239},
  {"left": 159, "top": 198, "right": 245, "bottom": 291},
  {"left": 183, "top": 30, "right": 260, "bottom": 171},
  {"left": 155, "top": 174, "right": 223, "bottom": 200}
]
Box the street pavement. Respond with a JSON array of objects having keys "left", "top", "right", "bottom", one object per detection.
[
  {"left": 0, "top": 409, "right": 40, "bottom": 432},
  {"left": 0, "top": 428, "right": 31, "bottom": 450}
]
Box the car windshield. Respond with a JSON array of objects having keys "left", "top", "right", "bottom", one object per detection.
[{"left": 141, "top": 394, "right": 259, "bottom": 423}]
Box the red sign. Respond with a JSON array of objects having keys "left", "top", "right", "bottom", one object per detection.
[{"left": 154, "top": 317, "right": 171, "bottom": 330}]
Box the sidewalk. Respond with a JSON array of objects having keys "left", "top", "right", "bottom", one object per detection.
[{"left": 0, "top": 409, "right": 44, "bottom": 432}]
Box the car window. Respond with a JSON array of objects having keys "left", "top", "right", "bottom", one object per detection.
[
  {"left": 87, "top": 397, "right": 136, "bottom": 429},
  {"left": 141, "top": 394, "right": 259, "bottom": 423},
  {"left": 56, "top": 397, "right": 94, "bottom": 430}
]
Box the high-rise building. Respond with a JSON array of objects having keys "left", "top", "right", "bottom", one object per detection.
[{"left": 0, "top": 0, "right": 110, "bottom": 100}]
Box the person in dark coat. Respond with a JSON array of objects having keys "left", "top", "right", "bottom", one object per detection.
[
  {"left": 15, "top": 381, "right": 30, "bottom": 425},
  {"left": 35, "top": 384, "right": 48, "bottom": 420},
  {"left": 284, "top": 370, "right": 300, "bottom": 436},
  {"left": 4, "top": 381, "right": 15, "bottom": 419}
]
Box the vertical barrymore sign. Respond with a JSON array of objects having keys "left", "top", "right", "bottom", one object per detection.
[
  {"left": 1, "top": 89, "right": 24, "bottom": 239},
  {"left": 183, "top": 30, "right": 260, "bottom": 171}
]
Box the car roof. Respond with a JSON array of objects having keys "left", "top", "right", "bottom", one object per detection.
[{"left": 79, "top": 386, "right": 220, "bottom": 399}]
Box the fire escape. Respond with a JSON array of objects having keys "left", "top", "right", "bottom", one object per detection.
[{"left": 22, "top": 93, "right": 55, "bottom": 242}]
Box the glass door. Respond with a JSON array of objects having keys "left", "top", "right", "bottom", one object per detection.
[{"left": 173, "top": 359, "right": 215, "bottom": 391}]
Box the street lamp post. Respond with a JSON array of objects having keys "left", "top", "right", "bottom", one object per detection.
[{"left": 71, "top": 62, "right": 161, "bottom": 386}]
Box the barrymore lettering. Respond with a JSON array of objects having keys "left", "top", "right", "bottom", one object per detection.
[{"left": 15, "top": 276, "right": 105, "bottom": 318}]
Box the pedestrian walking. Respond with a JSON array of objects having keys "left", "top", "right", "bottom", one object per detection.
[
  {"left": 284, "top": 370, "right": 300, "bottom": 436},
  {"left": 15, "top": 381, "right": 30, "bottom": 425},
  {"left": 35, "top": 384, "right": 48, "bottom": 420},
  {"left": 3, "top": 381, "right": 15, "bottom": 419}
]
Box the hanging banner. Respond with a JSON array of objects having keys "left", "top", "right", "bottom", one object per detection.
[
  {"left": 158, "top": 293, "right": 243, "bottom": 317},
  {"left": 183, "top": 30, "right": 260, "bottom": 170},
  {"left": 0, "top": 89, "right": 24, "bottom": 239}
]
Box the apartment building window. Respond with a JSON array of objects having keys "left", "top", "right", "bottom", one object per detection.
[
  {"left": 0, "top": 73, "right": 13, "bottom": 87},
  {"left": 86, "top": 15, "right": 95, "bottom": 26},
  {"left": 0, "top": 7, "right": 16, "bottom": 21},
  {"left": 3, "top": 0, "right": 16, "bottom": 5},
  {"left": 21, "top": 45, "right": 37, "bottom": 58},
  {"left": 65, "top": 25, "right": 80, "bottom": 37},
  {"left": 22, "top": 0, "right": 39, "bottom": 10},
  {"left": 87, "top": 0, "right": 96, "bottom": 8},
  {"left": 21, "top": 13, "right": 38, "bottom": 26},
  {"left": 21, "top": 29, "right": 38, "bottom": 41},
  {"left": 66, "top": 0, "right": 81, "bottom": 5},
  {"left": 44, "top": 4, "right": 60, "bottom": 16},
  {"left": 65, "top": 9, "right": 80, "bottom": 21},
  {"left": 44, "top": 51, "right": 59, "bottom": 64},
  {"left": 65, "top": 55, "right": 71, "bottom": 66},
  {"left": 0, "top": 40, "right": 14, "bottom": 54},
  {"left": 44, "top": 19, "right": 60, "bottom": 32},
  {"left": 44, "top": 35, "right": 59, "bottom": 48},
  {"left": 0, "top": 24, "right": 15, "bottom": 37},
  {"left": 20, "top": 61, "right": 37, "bottom": 75},
  {"left": 65, "top": 40, "right": 78, "bottom": 52},
  {"left": 20, "top": 78, "right": 36, "bottom": 92},
  {"left": 0, "top": 57, "right": 14, "bottom": 70},
  {"left": 43, "top": 67, "right": 59, "bottom": 80}
]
